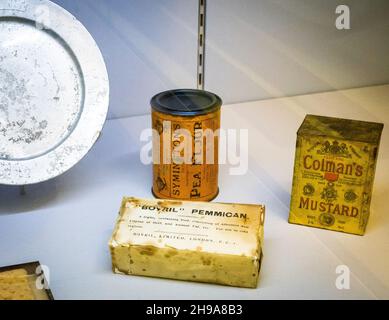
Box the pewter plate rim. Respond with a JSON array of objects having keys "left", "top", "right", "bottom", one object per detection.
[{"left": 0, "top": 0, "right": 109, "bottom": 185}]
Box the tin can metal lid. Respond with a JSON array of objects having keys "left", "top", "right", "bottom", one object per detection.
[{"left": 151, "top": 89, "right": 222, "bottom": 116}]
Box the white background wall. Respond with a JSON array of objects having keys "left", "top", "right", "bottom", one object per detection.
[
  {"left": 206, "top": 0, "right": 389, "bottom": 104},
  {"left": 53, "top": 0, "right": 389, "bottom": 119}
]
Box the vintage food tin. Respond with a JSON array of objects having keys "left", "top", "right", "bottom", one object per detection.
[
  {"left": 151, "top": 89, "right": 222, "bottom": 201},
  {"left": 0, "top": 261, "right": 54, "bottom": 300},
  {"left": 289, "top": 115, "right": 384, "bottom": 235}
]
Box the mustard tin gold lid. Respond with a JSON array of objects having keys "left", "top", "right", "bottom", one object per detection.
[
  {"left": 298, "top": 114, "right": 384, "bottom": 144},
  {"left": 151, "top": 89, "right": 222, "bottom": 116}
]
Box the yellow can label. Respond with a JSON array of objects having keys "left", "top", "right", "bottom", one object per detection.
[
  {"left": 289, "top": 136, "right": 376, "bottom": 235},
  {"left": 152, "top": 110, "right": 220, "bottom": 201}
]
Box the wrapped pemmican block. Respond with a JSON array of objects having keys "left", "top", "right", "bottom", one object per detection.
[{"left": 109, "top": 197, "right": 265, "bottom": 288}]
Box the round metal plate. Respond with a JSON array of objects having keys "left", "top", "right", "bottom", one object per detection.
[{"left": 0, "top": 0, "right": 109, "bottom": 185}]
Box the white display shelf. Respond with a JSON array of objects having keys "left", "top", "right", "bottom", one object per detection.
[{"left": 0, "top": 85, "right": 388, "bottom": 299}]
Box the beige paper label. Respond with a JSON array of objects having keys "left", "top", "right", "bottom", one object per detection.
[{"left": 113, "top": 198, "right": 265, "bottom": 257}]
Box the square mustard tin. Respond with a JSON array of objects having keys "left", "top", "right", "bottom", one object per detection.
[{"left": 289, "top": 115, "right": 384, "bottom": 235}]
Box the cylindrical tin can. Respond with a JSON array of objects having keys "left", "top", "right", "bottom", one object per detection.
[{"left": 151, "top": 89, "right": 222, "bottom": 201}]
